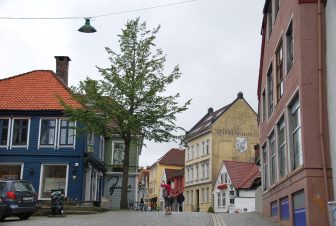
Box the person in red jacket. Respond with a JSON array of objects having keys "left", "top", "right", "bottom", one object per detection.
[{"left": 161, "top": 180, "right": 172, "bottom": 215}]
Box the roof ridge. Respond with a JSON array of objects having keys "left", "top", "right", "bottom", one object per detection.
[{"left": 0, "top": 70, "right": 54, "bottom": 82}]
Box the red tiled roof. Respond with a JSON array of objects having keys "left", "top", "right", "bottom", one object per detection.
[
  {"left": 158, "top": 148, "right": 185, "bottom": 166},
  {"left": 223, "top": 160, "right": 261, "bottom": 189},
  {"left": 0, "top": 70, "right": 82, "bottom": 111}
]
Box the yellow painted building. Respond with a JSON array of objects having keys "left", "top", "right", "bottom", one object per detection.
[
  {"left": 183, "top": 92, "right": 259, "bottom": 212},
  {"left": 147, "top": 148, "right": 184, "bottom": 210}
]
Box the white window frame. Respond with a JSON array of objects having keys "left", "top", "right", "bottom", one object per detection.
[
  {"left": 10, "top": 118, "right": 30, "bottom": 149},
  {"left": 277, "top": 116, "right": 287, "bottom": 178},
  {"left": 57, "top": 119, "right": 76, "bottom": 149},
  {"left": 111, "top": 141, "right": 125, "bottom": 165},
  {"left": 269, "top": 132, "right": 276, "bottom": 185},
  {"left": 0, "top": 118, "right": 11, "bottom": 148},
  {"left": 99, "top": 136, "right": 105, "bottom": 160},
  {"left": 38, "top": 118, "right": 58, "bottom": 149},
  {"left": 288, "top": 95, "right": 302, "bottom": 170},
  {"left": 0, "top": 162, "right": 24, "bottom": 179},
  {"left": 38, "top": 163, "right": 69, "bottom": 200}
]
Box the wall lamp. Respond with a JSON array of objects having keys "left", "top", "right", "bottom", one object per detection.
[{"left": 29, "top": 167, "right": 34, "bottom": 175}]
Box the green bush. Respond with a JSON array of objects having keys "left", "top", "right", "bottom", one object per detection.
[{"left": 207, "top": 206, "right": 214, "bottom": 213}]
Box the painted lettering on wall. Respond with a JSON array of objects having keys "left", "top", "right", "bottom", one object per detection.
[
  {"left": 215, "top": 129, "right": 258, "bottom": 138},
  {"left": 108, "top": 175, "right": 132, "bottom": 196}
]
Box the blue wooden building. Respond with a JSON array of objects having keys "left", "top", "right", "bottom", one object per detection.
[{"left": 0, "top": 56, "right": 106, "bottom": 201}]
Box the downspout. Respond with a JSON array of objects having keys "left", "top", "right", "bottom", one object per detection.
[{"left": 317, "top": 0, "right": 330, "bottom": 205}]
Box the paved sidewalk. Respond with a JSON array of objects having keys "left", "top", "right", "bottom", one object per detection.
[
  {"left": 216, "top": 212, "right": 281, "bottom": 226},
  {"left": 2, "top": 211, "right": 214, "bottom": 226}
]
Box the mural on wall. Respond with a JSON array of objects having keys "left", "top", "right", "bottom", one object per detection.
[{"left": 107, "top": 175, "right": 132, "bottom": 196}]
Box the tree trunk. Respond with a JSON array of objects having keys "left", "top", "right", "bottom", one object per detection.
[{"left": 120, "top": 134, "right": 131, "bottom": 209}]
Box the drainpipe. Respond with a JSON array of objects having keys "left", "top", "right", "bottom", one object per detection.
[{"left": 317, "top": 0, "right": 330, "bottom": 205}]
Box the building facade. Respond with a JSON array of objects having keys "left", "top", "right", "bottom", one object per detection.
[
  {"left": 0, "top": 57, "right": 106, "bottom": 201},
  {"left": 183, "top": 93, "right": 259, "bottom": 212},
  {"left": 103, "top": 135, "right": 143, "bottom": 209},
  {"left": 258, "top": 1, "right": 332, "bottom": 226},
  {"left": 213, "top": 160, "right": 260, "bottom": 213},
  {"left": 147, "top": 148, "right": 184, "bottom": 210},
  {"left": 326, "top": 0, "right": 336, "bottom": 200}
]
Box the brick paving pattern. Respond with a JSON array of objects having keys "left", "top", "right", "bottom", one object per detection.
[{"left": 218, "top": 212, "right": 281, "bottom": 226}]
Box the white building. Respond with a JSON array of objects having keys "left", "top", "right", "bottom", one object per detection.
[{"left": 213, "top": 160, "right": 260, "bottom": 213}]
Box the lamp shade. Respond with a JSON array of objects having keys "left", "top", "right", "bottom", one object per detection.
[{"left": 78, "top": 18, "right": 97, "bottom": 33}]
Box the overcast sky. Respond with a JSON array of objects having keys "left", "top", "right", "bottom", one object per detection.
[{"left": 0, "top": 0, "right": 264, "bottom": 167}]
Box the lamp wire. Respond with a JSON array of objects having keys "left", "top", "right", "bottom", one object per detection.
[{"left": 0, "top": 0, "right": 197, "bottom": 20}]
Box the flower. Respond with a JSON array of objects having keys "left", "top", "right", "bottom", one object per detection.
[{"left": 217, "top": 184, "right": 228, "bottom": 190}]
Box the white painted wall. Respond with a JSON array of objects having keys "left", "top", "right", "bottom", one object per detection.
[
  {"left": 326, "top": 0, "right": 336, "bottom": 201},
  {"left": 235, "top": 190, "right": 256, "bottom": 212}
]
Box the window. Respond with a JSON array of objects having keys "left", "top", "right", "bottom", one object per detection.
[
  {"left": 269, "top": 132, "right": 276, "bottom": 185},
  {"left": 12, "top": 119, "right": 29, "bottom": 146},
  {"left": 202, "top": 164, "right": 205, "bottom": 178},
  {"left": 262, "top": 90, "right": 266, "bottom": 122},
  {"left": 293, "top": 190, "right": 306, "bottom": 226},
  {"left": 276, "top": 41, "right": 284, "bottom": 101},
  {"left": 99, "top": 136, "right": 105, "bottom": 160},
  {"left": 40, "top": 164, "right": 68, "bottom": 199},
  {"left": 267, "top": 66, "right": 274, "bottom": 118},
  {"left": 190, "top": 166, "right": 194, "bottom": 182},
  {"left": 262, "top": 145, "right": 268, "bottom": 190},
  {"left": 191, "top": 145, "right": 194, "bottom": 159},
  {"left": 187, "top": 147, "right": 190, "bottom": 160},
  {"left": 40, "top": 119, "right": 56, "bottom": 145},
  {"left": 217, "top": 192, "right": 226, "bottom": 208},
  {"left": 206, "top": 140, "right": 210, "bottom": 154},
  {"left": 187, "top": 168, "right": 190, "bottom": 182},
  {"left": 196, "top": 144, "right": 199, "bottom": 158},
  {"left": 0, "top": 163, "right": 22, "bottom": 179},
  {"left": 196, "top": 165, "right": 199, "bottom": 180},
  {"left": 217, "top": 193, "right": 221, "bottom": 207},
  {"left": 59, "top": 119, "right": 75, "bottom": 145},
  {"left": 205, "top": 162, "right": 209, "bottom": 178},
  {"left": 206, "top": 188, "right": 209, "bottom": 202},
  {"left": 289, "top": 97, "right": 302, "bottom": 170},
  {"left": 112, "top": 142, "right": 125, "bottom": 165},
  {"left": 278, "top": 117, "right": 287, "bottom": 178},
  {"left": 220, "top": 173, "right": 228, "bottom": 184},
  {"left": 271, "top": 201, "right": 278, "bottom": 217},
  {"left": 286, "top": 21, "right": 293, "bottom": 74},
  {"left": 202, "top": 141, "right": 205, "bottom": 155},
  {"left": 87, "top": 133, "right": 94, "bottom": 152},
  {"left": 280, "top": 197, "right": 289, "bottom": 220},
  {"left": 267, "top": 2, "right": 273, "bottom": 40},
  {"left": 0, "top": 119, "right": 9, "bottom": 146}
]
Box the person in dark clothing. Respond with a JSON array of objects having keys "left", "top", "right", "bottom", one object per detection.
[
  {"left": 140, "top": 198, "right": 144, "bottom": 211},
  {"left": 177, "top": 190, "right": 185, "bottom": 212}
]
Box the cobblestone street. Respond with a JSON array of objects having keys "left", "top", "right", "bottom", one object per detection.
[{"left": 1, "top": 211, "right": 281, "bottom": 226}]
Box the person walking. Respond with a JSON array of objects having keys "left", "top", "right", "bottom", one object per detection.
[
  {"left": 177, "top": 190, "right": 185, "bottom": 212},
  {"left": 161, "top": 180, "right": 172, "bottom": 215}
]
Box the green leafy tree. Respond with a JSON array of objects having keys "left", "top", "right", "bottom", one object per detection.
[{"left": 62, "top": 18, "right": 191, "bottom": 209}]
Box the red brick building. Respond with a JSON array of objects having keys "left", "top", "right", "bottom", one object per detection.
[{"left": 258, "top": 0, "right": 332, "bottom": 226}]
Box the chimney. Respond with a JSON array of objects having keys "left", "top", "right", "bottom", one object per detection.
[
  {"left": 237, "top": 92, "right": 244, "bottom": 99},
  {"left": 55, "top": 56, "right": 71, "bottom": 85},
  {"left": 208, "top": 107, "right": 214, "bottom": 114}
]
